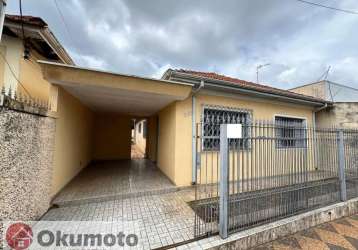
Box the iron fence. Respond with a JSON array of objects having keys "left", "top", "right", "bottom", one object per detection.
[
  {"left": 344, "top": 130, "right": 358, "bottom": 199},
  {"left": 191, "top": 121, "right": 358, "bottom": 238}
]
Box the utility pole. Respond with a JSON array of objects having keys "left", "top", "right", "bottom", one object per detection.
[
  {"left": 0, "top": 0, "right": 6, "bottom": 41},
  {"left": 256, "top": 63, "right": 270, "bottom": 83}
]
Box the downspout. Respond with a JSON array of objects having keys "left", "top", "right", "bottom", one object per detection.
[
  {"left": 192, "top": 80, "right": 205, "bottom": 184},
  {"left": 313, "top": 103, "right": 328, "bottom": 128},
  {"left": 313, "top": 103, "right": 328, "bottom": 170}
]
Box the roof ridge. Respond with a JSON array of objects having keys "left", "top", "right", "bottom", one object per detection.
[
  {"left": 175, "top": 69, "right": 286, "bottom": 90},
  {"left": 172, "top": 68, "right": 328, "bottom": 103}
]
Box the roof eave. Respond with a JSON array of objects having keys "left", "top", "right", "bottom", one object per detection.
[
  {"left": 4, "top": 19, "right": 74, "bottom": 65},
  {"left": 170, "top": 71, "right": 329, "bottom": 107},
  {"left": 39, "top": 28, "right": 74, "bottom": 65}
]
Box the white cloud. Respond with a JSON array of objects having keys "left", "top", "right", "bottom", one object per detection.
[{"left": 6, "top": 0, "right": 358, "bottom": 89}]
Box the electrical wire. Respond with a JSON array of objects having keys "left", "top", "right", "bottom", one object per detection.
[
  {"left": 294, "top": 0, "right": 358, "bottom": 15},
  {"left": 19, "top": 0, "right": 26, "bottom": 40},
  {"left": 0, "top": 50, "right": 32, "bottom": 98},
  {"left": 53, "top": 0, "right": 76, "bottom": 49}
]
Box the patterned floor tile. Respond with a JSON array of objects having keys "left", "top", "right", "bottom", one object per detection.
[
  {"left": 276, "top": 236, "right": 301, "bottom": 249},
  {"left": 251, "top": 215, "right": 358, "bottom": 250},
  {"left": 296, "top": 235, "right": 329, "bottom": 250},
  {"left": 316, "top": 223, "right": 339, "bottom": 234},
  {"left": 297, "top": 228, "right": 322, "bottom": 241},
  {"left": 331, "top": 222, "right": 358, "bottom": 239},
  {"left": 43, "top": 186, "right": 197, "bottom": 250},
  {"left": 344, "top": 236, "right": 358, "bottom": 249},
  {"left": 315, "top": 228, "right": 355, "bottom": 250},
  {"left": 53, "top": 159, "right": 176, "bottom": 204}
]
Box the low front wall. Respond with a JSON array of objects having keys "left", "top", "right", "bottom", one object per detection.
[{"left": 0, "top": 107, "right": 56, "bottom": 221}]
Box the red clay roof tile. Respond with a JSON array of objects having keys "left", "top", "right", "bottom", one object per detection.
[
  {"left": 5, "top": 14, "right": 47, "bottom": 28},
  {"left": 175, "top": 69, "right": 327, "bottom": 103}
]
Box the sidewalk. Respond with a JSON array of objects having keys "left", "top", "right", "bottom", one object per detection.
[{"left": 252, "top": 214, "right": 358, "bottom": 250}]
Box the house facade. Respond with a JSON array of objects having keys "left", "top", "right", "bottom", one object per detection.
[
  {"left": 1, "top": 15, "right": 331, "bottom": 221},
  {"left": 38, "top": 63, "right": 328, "bottom": 191},
  {"left": 291, "top": 80, "right": 358, "bottom": 128}
]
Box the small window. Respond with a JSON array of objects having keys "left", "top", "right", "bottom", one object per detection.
[
  {"left": 275, "top": 116, "right": 306, "bottom": 148},
  {"left": 202, "top": 106, "right": 251, "bottom": 151}
]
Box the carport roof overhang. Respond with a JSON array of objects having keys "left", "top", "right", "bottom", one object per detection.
[{"left": 39, "top": 61, "right": 193, "bottom": 116}]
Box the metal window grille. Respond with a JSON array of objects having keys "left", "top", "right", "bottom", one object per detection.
[
  {"left": 275, "top": 116, "right": 307, "bottom": 148},
  {"left": 202, "top": 106, "right": 251, "bottom": 150}
]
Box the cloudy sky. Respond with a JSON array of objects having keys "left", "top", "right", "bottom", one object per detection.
[{"left": 6, "top": 0, "right": 358, "bottom": 89}]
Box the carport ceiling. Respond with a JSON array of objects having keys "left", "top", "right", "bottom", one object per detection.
[
  {"left": 62, "top": 84, "right": 178, "bottom": 116},
  {"left": 39, "top": 61, "right": 193, "bottom": 117}
]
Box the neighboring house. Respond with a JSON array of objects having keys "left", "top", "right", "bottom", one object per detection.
[
  {"left": 0, "top": 15, "right": 73, "bottom": 102},
  {"left": 133, "top": 119, "right": 147, "bottom": 155},
  {"left": 291, "top": 80, "right": 358, "bottom": 128}
]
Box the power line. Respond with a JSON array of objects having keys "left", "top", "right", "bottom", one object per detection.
[
  {"left": 53, "top": 0, "right": 76, "bottom": 49},
  {"left": 19, "top": 0, "right": 26, "bottom": 39},
  {"left": 294, "top": 0, "right": 358, "bottom": 15},
  {"left": 0, "top": 50, "right": 32, "bottom": 98}
]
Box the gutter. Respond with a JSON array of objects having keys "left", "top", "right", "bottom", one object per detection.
[{"left": 191, "top": 80, "right": 205, "bottom": 184}]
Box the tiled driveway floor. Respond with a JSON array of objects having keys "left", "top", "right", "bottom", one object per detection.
[
  {"left": 44, "top": 188, "right": 197, "bottom": 249},
  {"left": 251, "top": 214, "right": 358, "bottom": 250},
  {"left": 53, "top": 159, "right": 176, "bottom": 205},
  {"left": 131, "top": 144, "right": 145, "bottom": 159}
]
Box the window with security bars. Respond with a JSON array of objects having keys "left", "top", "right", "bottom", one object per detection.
[
  {"left": 202, "top": 107, "right": 251, "bottom": 150},
  {"left": 275, "top": 116, "right": 306, "bottom": 148}
]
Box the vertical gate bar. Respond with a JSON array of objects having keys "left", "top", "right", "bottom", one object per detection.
[
  {"left": 219, "top": 124, "right": 229, "bottom": 239},
  {"left": 338, "top": 130, "right": 347, "bottom": 202},
  {"left": 192, "top": 96, "right": 197, "bottom": 184}
]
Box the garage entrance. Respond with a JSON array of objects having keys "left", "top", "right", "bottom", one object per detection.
[{"left": 39, "top": 61, "right": 192, "bottom": 204}]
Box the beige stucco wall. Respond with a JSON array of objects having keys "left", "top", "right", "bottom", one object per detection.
[
  {"left": 0, "top": 45, "right": 6, "bottom": 90},
  {"left": 93, "top": 114, "right": 132, "bottom": 160},
  {"left": 157, "top": 102, "right": 176, "bottom": 181},
  {"left": 19, "top": 50, "right": 51, "bottom": 102},
  {"left": 146, "top": 116, "right": 158, "bottom": 162},
  {"left": 291, "top": 82, "right": 326, "bottom": 100},
  {"left": 0, "top": 35, "right": 52, "bottom": 102},
  {"left": 0, "top": 36, "right": 22, "bottom": 93},
  {"left": 171, "top": 91, "right": 315, "bottom": 186},
  {"left": 51, "top": 87, "right": 94, "bottom": 196}
]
